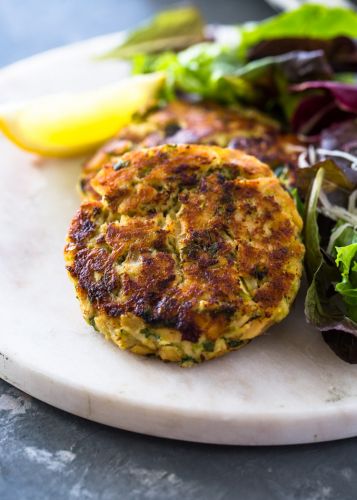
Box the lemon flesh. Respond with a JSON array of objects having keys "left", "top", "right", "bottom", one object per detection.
[{"left": 0, "top": 72, "right": 165, "bottom": 157}]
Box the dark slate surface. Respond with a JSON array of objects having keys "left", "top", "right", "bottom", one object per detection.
[
  {"left": 1, "top": 379, "right": 357, "bottom": 500},
  {"left": 1, "top": 1, "right": 357, "bottom": 499}
]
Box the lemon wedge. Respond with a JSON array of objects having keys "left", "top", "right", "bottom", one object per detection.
[{"left": 0, "top": 72, "right": 165, "bottom": 157}]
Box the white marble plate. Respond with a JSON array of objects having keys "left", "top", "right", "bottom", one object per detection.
[{"left": 1, "top": 32, "right": 357, "bottom": 446}]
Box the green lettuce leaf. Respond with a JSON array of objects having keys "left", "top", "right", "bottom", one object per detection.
[
  {"left": 239, "top": 4, "right": 357, "bottom": 59},
  {"left": 304, "top": 167, "right": 357, "bottom": 334},
  {"left": 335, "top": 243, "right": 357, "bottom": 321},
  {"left": 133, "top": 43, "right": 331, "bottom": 108},
  {"left": 133, "top": 42, "right": 257, "bottom": 103},
  {"left": 102, "top": 5, "right": 204, "bottom": 59},
  {"left": 305, "top": 259, "right": 352, "bottom": 330},
  {"left": 329, "top": 221, "right": 357, "bottom": 253},
  {"left": 297, "top": 159, "right": 357, "bottom": 194}
]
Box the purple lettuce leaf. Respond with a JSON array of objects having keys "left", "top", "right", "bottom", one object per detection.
[
  {"left": 248, "top": 36, "right": 357, "bottom": 72},
  {"left": 320, "top": 118, "right": 357, "bottom": 153},
  {"left": 322, "top": 330, "right": 357, "bottom": 364},
  {"left": 290, "top": 81, "right": 357, "bottom": 134}
]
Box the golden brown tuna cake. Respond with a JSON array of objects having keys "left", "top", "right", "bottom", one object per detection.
[
  {"left": 79, "top": 100, "right": 301, "bottom": 199},
  {"left": 65, "top": 144, "right": 304, "bottom": 367}
]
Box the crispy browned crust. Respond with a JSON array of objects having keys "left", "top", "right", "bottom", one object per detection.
[
  {"left": 79, "top": 100, "right": 300, "bottom": 198},
  {"left": 65, "top": 145, "right": 304, "bottom": 364}
]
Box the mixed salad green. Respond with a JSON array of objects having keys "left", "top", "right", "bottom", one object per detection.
[{"left": 103, "top": 4, "right": 357, "bottom": 362}]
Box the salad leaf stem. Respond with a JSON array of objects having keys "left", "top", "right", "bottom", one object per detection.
[{"left": 304, "top": 167, "right": 325, "bottom": 281}]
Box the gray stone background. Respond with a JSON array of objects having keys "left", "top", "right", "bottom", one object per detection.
[{"left": 1, "top": 1, "right": 357, "bottom": 499}]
